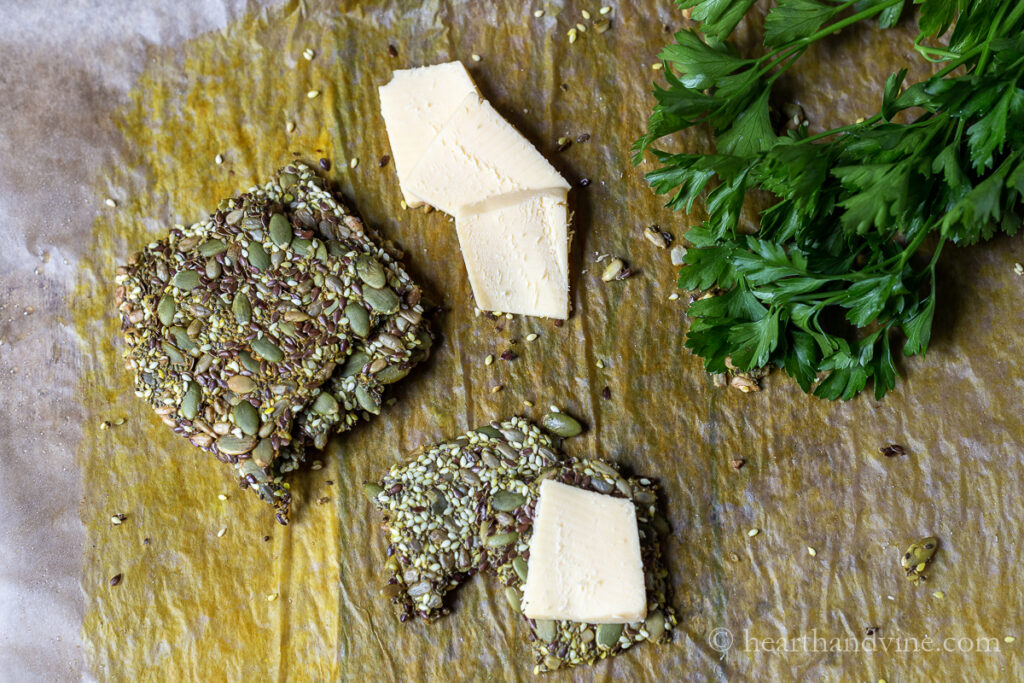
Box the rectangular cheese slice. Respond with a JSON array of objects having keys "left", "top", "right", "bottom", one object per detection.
[
  {"left": 521, "top": 479, "right": 646, "bottom": 623},
  {"left": 378, "top": 61, "right": 479, "bottom": 207},
  {"left": 454, "top": 191, "right": 569, "bottom": 319},
  {"left": 404, "top": 92, "right": 570, "bottom": 215}
]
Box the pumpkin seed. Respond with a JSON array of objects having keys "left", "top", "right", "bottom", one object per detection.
[
  {"left": 476, "top": 426, "right": 503, "bottom": 440},
  {"left": 504, "top": 586, "right": 522, "bottom": 613},
  {"left": 345, "top": 303, "right": 371, "bottom": 337},
  {"left": 356, "top": 253, "right": 387, "bottom": 288},
  {"left": 363, "top": 482, "right": 384, "bottom": 502},
  {"left": 484, "top": 531, "right": 518, "bottom": 547},
  {"left": 377, "top": 364, "right": 411, "bottom": 384},
  {"left": 268, "top": 213, "right": 292, "bottom": 247},
  {"left": 355, "top": 385, "right": 381, "bottom": 414},
  {"left": 291, "top": 238, "right": 311, "bottom": 256},
  {"left": 246, "top": 241, "right": 270, "bottom": 271},
  {"left": 252, "top": 439, "right": 274, "bottom": 467},
  {"left": 172, "top": 270, "right": 200, "bottom": 290},
  {"left": 250, "top": 338, "right": 283, "bottom": 362},
  {"left": 227, "top": 375, "right": 256, "bottom": 394},
  {"left": 161, "top": 342, "right": 185, "bottom": 365},
  {"left": 157, "top": 293, "right": 176, "bottom": 326},
  {"left": 170, "top": 327, "right": 198, "bottom": 353},
  {"left": 596, "top": 623, "right": 623, "bottom": 648},
  {"left": 491, "top": 490, "right": 526, "bottom": 512},
  {"left": 279, "top": 172, "right": 298, "bottom": 189},
  {"left": 233, "top": 401, "right": 260, "bottom": 436},
  {"left": 198, "top": 239, "right": 227, "bottom": 257},
  {"left": 180, "top": 381, "right": 201, "bottom": 420},
  {"left": 238, "top": 351, "right": 260, "bottom": 373},
  {"left": 216, "top": 434, "right": 257, "bottom": 455},
  {"left": 512, "top": 556, "right": 529, "bottom": 582},
  {"left": 312, "top": 392, "right": 339, "bottom": 415},
  {"left": 341, "top": 351, "right": 370, "bottom": 377},
  {"left": 645, "top": 610, "right": 666, "bottom": 640},
  {"left": 542, "top": 411, "right": 583, "bottom": 437},
  {"left": 364, "top": 285, "right": 400, "bottom": 313},
  {"left": 535, "top": 619, "right": 556, "bottom": 643}
]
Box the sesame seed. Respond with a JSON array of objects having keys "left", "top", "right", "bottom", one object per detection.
[
  {"left": 111, "top": 515, "right": 123, "bottom": 525},
  {"left": 596, "top": 359, "right": 604, "bottom": 368},
  {"left": 215, "top": 153, "right": 224, "bottom": 165},
  {"left": 932, "top": 590, "right": 945, "bottom": 599},
  {"left": 807, "top": 547, "right": 817, "bottom": 556},
  {"left": 668, "top": 292, "right": 680, "bottom": 301},
  {"left": 267, "top": 593, "right": 278, "bottom": 601},
  {"left": 286, "top": 121, "right": 296, "bottom": 133},
  {"left": 471, "top": 53, "right": 481, "bottom": 62},
  {"left": 651, "top": 63, "right": 663, "bottom": 70},
  {"left": 349, "top": 157, "right": 359, "bottom": 168},
  {"left": 217, "top": 526, "right": 227, "bottom": 538},
  {"left": 104, "top": 198, "right": 117, "bottom": 208},
  {"left": 303, "top": 48, "right": 315, "bottom": 60},
  {"left": 491, "top": 385, "right": 503, "bottom": 393},
  {"left": 568, "top": 28, "right": 577, "bottom": 43},
  {"left": 582, "top": 9, "right": 591, "bottom": 19},
  {"left": 400, "top": 201, "right": 408, "bottom": 210},
  {"left": 1005, "top": 636, "right": 1016, "bottom": 643},
  {"left": 218, "top": 494, "right": 228, "bottom": 501},
  {"left": 534, "top": 9, "right": 544, "bottom": 17},
  {"left": 312, "top": 460, "right": 323, "bottom": 471},
  {"left": 307, "top": 90, "right": 320, "bottom": 99},
  {"left": 747, "top": 528, "right": 759, "bottom": 537},
  {"left": 524, "top": 400, "right": 534, "bottom": 407},
  {"left": 526, "top": 333, "right": 538, "bottom": 341},
  {"left": 1014, "top": 262, "right": 1023, "bottom": 275},
  {"left": 576, "top": 23, "right": 587, "bottom": 32},
  {"left": 600, "top": 6, "right": 611, "bottom": 14},
  {"left": 485, "top": 354, "right": 494, "bottom": 365},
  {"left": 550, "top": 405, "right": 560, "bottom": 412}
]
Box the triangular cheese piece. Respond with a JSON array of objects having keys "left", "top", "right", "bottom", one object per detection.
[
  {"left": 454, "top": 190, "right": 569, "bottom": 319},
  {"left": 405, "top": 92, "right": 570, "bottom": 215},
  {"left": 378, "top": 61, "right": 479, "bottom": 207}
]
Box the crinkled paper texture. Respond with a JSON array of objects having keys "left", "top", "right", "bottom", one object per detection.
[{"left": 2, "top": 0, "right": 1024, "bottom": 681}]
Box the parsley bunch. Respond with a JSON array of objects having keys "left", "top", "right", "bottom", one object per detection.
[{"left": 635, "top": 0, "right": 1024, "bottom": 399}]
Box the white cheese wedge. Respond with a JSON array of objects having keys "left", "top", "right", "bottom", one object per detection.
[
  {"left": 521, "top": 479, "right": 646, "bottom": 623},
  {"left": 404, "top": 92, "right": 570, "bottom": 215},
  {"left": 378, "top": 61, "right": 479, "bottom": 207},
  {"left": 454, "top": 191, "right": 569, "bottom": 319}
]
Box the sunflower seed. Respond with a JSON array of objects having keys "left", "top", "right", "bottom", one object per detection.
[
  {"left": 227, "top": 375, "right": 256, "bottom": 394},
  {"left": 216, "top": 434, "right": 257, "bottom": 455}
]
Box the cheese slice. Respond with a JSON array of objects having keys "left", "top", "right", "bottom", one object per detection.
[
  {"left": 378, "top": 61, "right": 479, "bottom": 207},
  {"left": 521, "top": 480, "right": 646, "bottom": 623},
  {"left": 454, "top": 191, "right": 569, "bottom": 319},
  {"left": 404, "top": 92, "right": 570, "bottom": 215}
]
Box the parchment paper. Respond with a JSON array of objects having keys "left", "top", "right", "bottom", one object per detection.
[{"left": 4, "top": 1, "right": 1024, "bottom": 681}]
